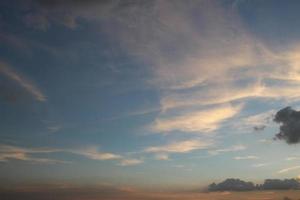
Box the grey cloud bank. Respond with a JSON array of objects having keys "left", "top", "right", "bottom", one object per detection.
[{"left": 274, "top": 107, "right": 300, "bottom": 144}]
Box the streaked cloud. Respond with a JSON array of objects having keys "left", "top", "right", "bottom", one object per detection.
[
  {"left": 234, "top": 155, "right": 259, "bottom": 160},
  {"left": 154, "top": 153, "right": 169, "bottom": 160},
  {"left": 278, "top": 165, "right": 300, "bottom": 174},
  {"left": 286, "top": 157, "right": 300, "bottom": 161},
  {"left": 258, "top": 139, "right": 272, "bottom": 144},
  {"left": 0, "top": 62, "right": 46, "bottom": 102},
  {"left": 208, "top": 144, "right": 247, "bottom": 155},
  {"left": 119, "top": 159, "right": 143, "bottom": 166},
  {"left": 237, "top": 110, "right": 275, "bottom": 132},
  {"left": 0, "top": 144, "right": 123, "bottom": 164},
  {"left": 47, "top": 125, "right": 62, "bottom": 133},
  {"left": 69, "top": 146, "right": 122, "bottom": 160},
  {"left": 145, "top": 138, "right": 214, "bottom": 154},
  {"left": 0, "top": 144, "right": 65, "bottom": 164},
  {"left": 151, "top": 104, "right": 242, "bottom": 133},
  {"left": 252, "top": 163, "right": 269, "bottom": 168}
]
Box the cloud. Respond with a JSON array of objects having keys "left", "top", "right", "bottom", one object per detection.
[
  {"left": 151, "top": 104, "right": 242, "bottom": 133},
  {"left": 0, "top": 144, "right": 123, "bottom": 164},
  {"left": 47, "top": 125, "right": 62, "bottom": 133},
  {"left": 69, "top": 146, "right": 122, "bottom": 160},
  {"left": 0, "top": 62, "right": 46, "bottom": 102},
  {"left": 145, "top": 138, "right": 214, "bottom": 154},
  {"left": 208, "top": 178, "right": 256, "bottom": 191},
  {"left": 17, "top": 1, "right": 300, "bottom": 140},
  {"left": 0, "top": 144, "right": 66, "bottom": 164},
  {"left": 286, "top": 157, "right": 300, "bottom": 161},
  {"left": 273, "top": 107, "right": 300, "bottom": 144},
  {"left": 258, "top": 139, "right": 272, "bottom": 144},
  {"left": 234, "top": 155, "right": 259, "bottom": 160},
  {"left": 252, "top": 163, "right": 269, "bottom": 168},
  {"left": 253, "top": 125, "right": 266, "bottom": 131},
  {"left": 208, "top": 144, "right": 247, "bottom": 155},
  {"left": 278, "top": 165, "right": 300, "bottom": 174},
  {"left": 231, "top": 110, "right": 274, "bottom": 134},
  {"left": 119, "top": 159, "right": 143, "bottom": 166},
  {"left": 154, "top": 153, "right": 169, "bottom": 160}
]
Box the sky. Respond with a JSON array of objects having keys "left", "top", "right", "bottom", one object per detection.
[{"left": 2, "top": 0, "right": 300, "bottom": 192}]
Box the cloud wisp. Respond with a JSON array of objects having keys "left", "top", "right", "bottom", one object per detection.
[
  {"left": 151, "top": 104, "right": 242, "bottom": 133},
  {"left": 252, "top": 163, "right": 270, "bottom": 168},
  {"left": 0, "top": 62, "right": 46, "bottom": 102},
  {"left": 208, "top": 144, "right": 247, "bottom": 156},
  {"left": 234, "top": 156, "right": 259, "bottom": 160},
  {"left": 145, "top": 138, "right": 214, "bottom": 154},
  {"left": 119, "top": 159, "right": 143, "bottom": 166},
  {"left": 0, "top": 144, "right": 66, "bottom": 164},
  {"left": 286, "top": 156, "right": 300, "bottom": 161},
  {"left": 278, "top": 165, "right": 300, "bottom": 174},
  {"left": 0, "top": 144, "right": 143, "bottom": 166},
  {"left": 68, "top": 146, "right": 122, "bottom": 161}
]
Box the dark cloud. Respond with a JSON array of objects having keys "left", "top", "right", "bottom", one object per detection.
[
  {"left": 273, "top": 107, "right": 300, "bottom": 144},
  {"left": 208, "top": 178, "right": 300, "bottom": 191},
  {"left": 34, "top": 0, "right": 111, "bottom": 8},
  {"left": 21, "top": 0, "right": 130, "bottom": 30},
  {"left": 253, "top": 125, "right": 266, "bottom": 132},
  {"left": 208, "top": 178, "right": 255, "bottom": 191},
  {"left": 262, "top": 179, "right": 300, "bottom": 190}
]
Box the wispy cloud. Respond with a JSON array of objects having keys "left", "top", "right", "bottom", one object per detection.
[
  {"left": 286, "top": 157, "right": 300, "bottom": 161},
  {"left": 69, "top": 146, "right": 122, "bottom": 160},
  {"left": 0, "top": 144, "right": 124, "bottom": 164},
  {"left": 208, "top": 144, "right": 247, "bottom": 155},
  {"left": 154, "top": 153, "right": 169, "bottom": 160},
  {"left": 151, "top": 104, "right": 242, "bottom": 133},
  {"left": 252, "top": 163, "right": 270, "bottom": 168},
  {"left": 234, "top": 155, "right": 259, "bottom": 160},
  {"left": 47, "top": 125, "right": 62, "bottom": 133},
  {"left": 235, "top": 110, "right": 274, "bottom": 132},
  {"left": 145, "top": 138, "right": 214, "bottom": 154},
  {"left": 278, "top": 165, "right": 300, "bottom": 174},
  {"left": 0, "top": 62, "right": 46, "bottom": 101},
  {"left": 119, "top": 159, "right": 143, "bottom": 166},
  {"left": 0, "top": 144, "right": 65, "bottom": 164}
]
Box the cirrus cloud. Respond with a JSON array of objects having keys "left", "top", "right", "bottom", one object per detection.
[
  {"left": 151, "top": 104, "right": 242, "bottom": 133},
  {"left": 145, "top": 138, "right": 214, "bottom": 154}
]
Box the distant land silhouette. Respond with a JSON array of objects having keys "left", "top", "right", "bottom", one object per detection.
[{"left": 208, "top": 178, "right": 300, "bottom": 191}]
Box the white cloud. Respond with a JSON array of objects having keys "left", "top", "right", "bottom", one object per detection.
[
  {"left": 286, "top": 157, "right": 300, "bottom": 161},
  {"left": 278, "top": 165, "right": 300, "bottom": 174},
  {"left": 47, "top": 125, "right": 62, "bottom": 133},
  {"left": 154, "top": 154, "right": 169, "bottom": 160},
  {"left": 119, "top": 159, "right": 143, "bottom": 166},
  {"left": 151, "top": 104, "right": 242, "bottom": 133},
  {"left": 258, "top": 139, "right": 272, "bottom": 144},
  {"left": 0, "top": 144, "right": 123, "bottom": 164},
  {"left": 0, "top": 144, "right": 65, "bottom": 164},
  {"left": 145, "top": 138, "right": 214, "bottom": 154},
  {"left": 208, "top": 144, "right": 247, "bottom": 155},
  {"left": 252, "top": 163, "right": 269, "bottom": 168},
  {"left": 69, "top": 146, "right": 122, "bottom": 160},
  {"left": 237, "top": 110, "right": 275, "bottom": 130},
  {"left": 234, "top": 155, "right": 259, "bottom": 160}
]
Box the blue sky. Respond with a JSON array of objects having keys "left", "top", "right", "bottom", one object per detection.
[{"left": 1, "top": 0, "right": 300, "bottom": 191}]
